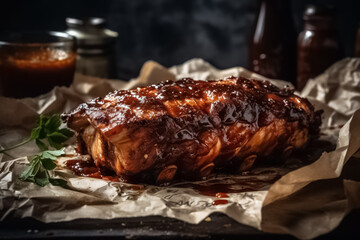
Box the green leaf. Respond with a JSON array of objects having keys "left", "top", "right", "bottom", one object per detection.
[
  {"left": 49, "top": 178, "right": 67, "bottom": 187},
  {"left": 34, "top": 168, "right": 50, "bottom": 187},
  {"left": 15, "top": 113, "right": 74, "bottom": 187},
  {"left": 31, "top": 159, "right": 41, "bottom": 177},
  {"left": 58, "top": 128, "right": 74, "bottom": 138},
  {"left": 20, "top": 156, "right": 41, "bottom": 181},
  {"left": 39, "top": 128, "right": 47, "bottom": 139},
  {"left": 38, "top": 115, "right": 48, "bottom": 139},
  {"left": 3, "top": 113, "right": 74, "bottom": 155},
  {"left": 41, "top": 158, "right": 57, "bottom": 170},
  {"left": 47, "top": 137, "right": 63, "bottom": 149},
  {"left": 47, "top": 132, "right": 69, "bottom": 143},
  {"left": 45, "top": 114, "right": 61, "bottom": 133},
  {"left": 19, "top": 165, "right": 33, "bottom": 179},
  {"left": 35, "top": 176, "right": 50, "bottom": 187},
  {"left": 20, "top": 163, "right": 36, "bottom": 180},
  {"left": 39, "top": 115, "right": 49, "bottom": 126},
  {"left": 30, "top": 126, "right": 41, "bottom": 140},
  {"left": 36, "top": 139, "right": 48, "bottom": 151},
  {"left": 41, "top": 151, "right": 57, "bottom": 160},
  {"left": 43, "top": 148, "right": 65, "bottom": 157},
  {"left": 30, "top": 115, "right": 50, "bottom": 141}
]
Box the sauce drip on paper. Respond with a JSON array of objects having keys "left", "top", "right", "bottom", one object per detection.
[
  {"left": 66, "top": 159, "right": 120, "bottom": 182},
  {"left": 65, "top": 159, "right": 280, "bottom": 200},
  {"left": 176, "top": 175, "right": 280, "bottom": 196},
  {"left": 212, "top": 199, "right": 229, "bottom": 206}
]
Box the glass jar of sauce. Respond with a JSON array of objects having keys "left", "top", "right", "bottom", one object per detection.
[
  {"left": 0, "top": 31, "right": 76, "bottom": 98},
  {"left": 65, "top": 17, "right": 118, "bottom": 79},
  {"left": 297, "top": 5, "right": 341, "bottom": 91},
  {"left": 248, "top": 0, "right": 296, "bottom": 84}
]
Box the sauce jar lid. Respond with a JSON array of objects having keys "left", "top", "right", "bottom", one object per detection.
[{"left": 65, "top": 17, "right": 118, "bottom": 48}]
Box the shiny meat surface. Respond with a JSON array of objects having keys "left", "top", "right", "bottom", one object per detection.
[{"left": 62, "top": 77, "right": 322, "bottom": 184}]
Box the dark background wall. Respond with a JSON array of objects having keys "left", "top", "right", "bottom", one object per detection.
[{"left": 1, "top": 0, "right": 359, "bottom": 80}]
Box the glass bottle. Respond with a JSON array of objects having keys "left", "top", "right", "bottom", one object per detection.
[
  {"left": 355, "top": 24, "right": 360, "bottom": 57},
  {"left": 65, "top": 17, "right": 118, "bottom": 79},
  {"left": 248, "top": 0, "right": 296, "bottom": 84},
  {"left": 297, "top": 5, "right": 340, "bottom": 91}
]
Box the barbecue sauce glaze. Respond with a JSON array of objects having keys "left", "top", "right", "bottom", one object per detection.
[{"left": 63, "top": 77, "right": 322, "bottom": 183}]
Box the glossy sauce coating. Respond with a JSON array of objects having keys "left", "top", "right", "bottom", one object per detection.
[
  {"left": 63, "top": 77, "right": 322, "bottom": 184},
  {"left": 65, "top": 77, "right": 318, "bottom": 136}
]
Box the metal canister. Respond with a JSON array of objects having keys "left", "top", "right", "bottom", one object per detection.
[{"left": 65, "top": 17, "right": 118, "bottom": 78}]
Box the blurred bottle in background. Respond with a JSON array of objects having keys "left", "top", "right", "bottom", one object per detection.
[
  {"left": 355, "top": 23, "right": 360, "bottom": 57},
  {"left": 297, "top": 5, "right": 341, "bottom": 91},
  {"left": 248, "top": 0, "right": 296, "bottom": 85},
  {"left": 66, "top": 17, "right": 118, "bottom": 79}
]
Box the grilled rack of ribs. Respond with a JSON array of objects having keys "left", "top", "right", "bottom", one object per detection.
[{"left": 62, "top": 77, "right": 322, "bottom": 184}]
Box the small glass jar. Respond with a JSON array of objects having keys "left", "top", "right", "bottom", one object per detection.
[
  {"left": 65, "top": 17, "right": 118, "bottom": 79},
  {"left": 297, "top": 5, "right": 341, "bottom": 91},
  {"left": 0, "top": 31, "right": 76, "bottom": 98}
]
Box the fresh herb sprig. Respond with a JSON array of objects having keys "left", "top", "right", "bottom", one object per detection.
[
  {"left": 0, "top": 114, "right": 74, "bottom": 153},
  {"left": 19, "top": 148, "right": 68, "bottom": 187},
  {"left": 0, "top": 114, "right": 74, "bottom": 187}
]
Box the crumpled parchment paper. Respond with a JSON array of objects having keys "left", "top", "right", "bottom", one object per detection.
[{"left": 1, "top": 58, "right": 360, "bottom": 239}]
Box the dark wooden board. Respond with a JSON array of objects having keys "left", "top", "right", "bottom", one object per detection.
[{"left": 1, "top": 210, "right": 360, "bottom": 240}]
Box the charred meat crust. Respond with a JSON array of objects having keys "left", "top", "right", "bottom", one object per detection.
[{"left": 62, "top": 77, "right": 322, "bottom": 184}]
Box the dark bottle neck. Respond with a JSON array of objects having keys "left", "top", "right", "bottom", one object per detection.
[
  {"left": 257, "top": 0, "right": 292, "bottom": 15},
  {"left": 253, "top": 0, "right": 295, "bottom": 42},
  {"left": 255, "top": 0, "right": 294, "bottom": 28},
  {"left": 304, "top": 18, "right": 335, "bottom": 31}
]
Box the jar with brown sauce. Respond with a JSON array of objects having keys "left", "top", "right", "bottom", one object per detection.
[
  {"left": 297, "top": 5, "right": 341, "bottom": 91},
  {"left": 248, "top": 0, "right": 296, "bottom": 84},
  {"left": 0, "top": 32, "right": 76, "bottom": 98}
]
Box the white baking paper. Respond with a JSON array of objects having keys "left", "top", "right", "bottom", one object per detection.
[{"left": 1, "top": 58, "right": 360, "bottom": 239}]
